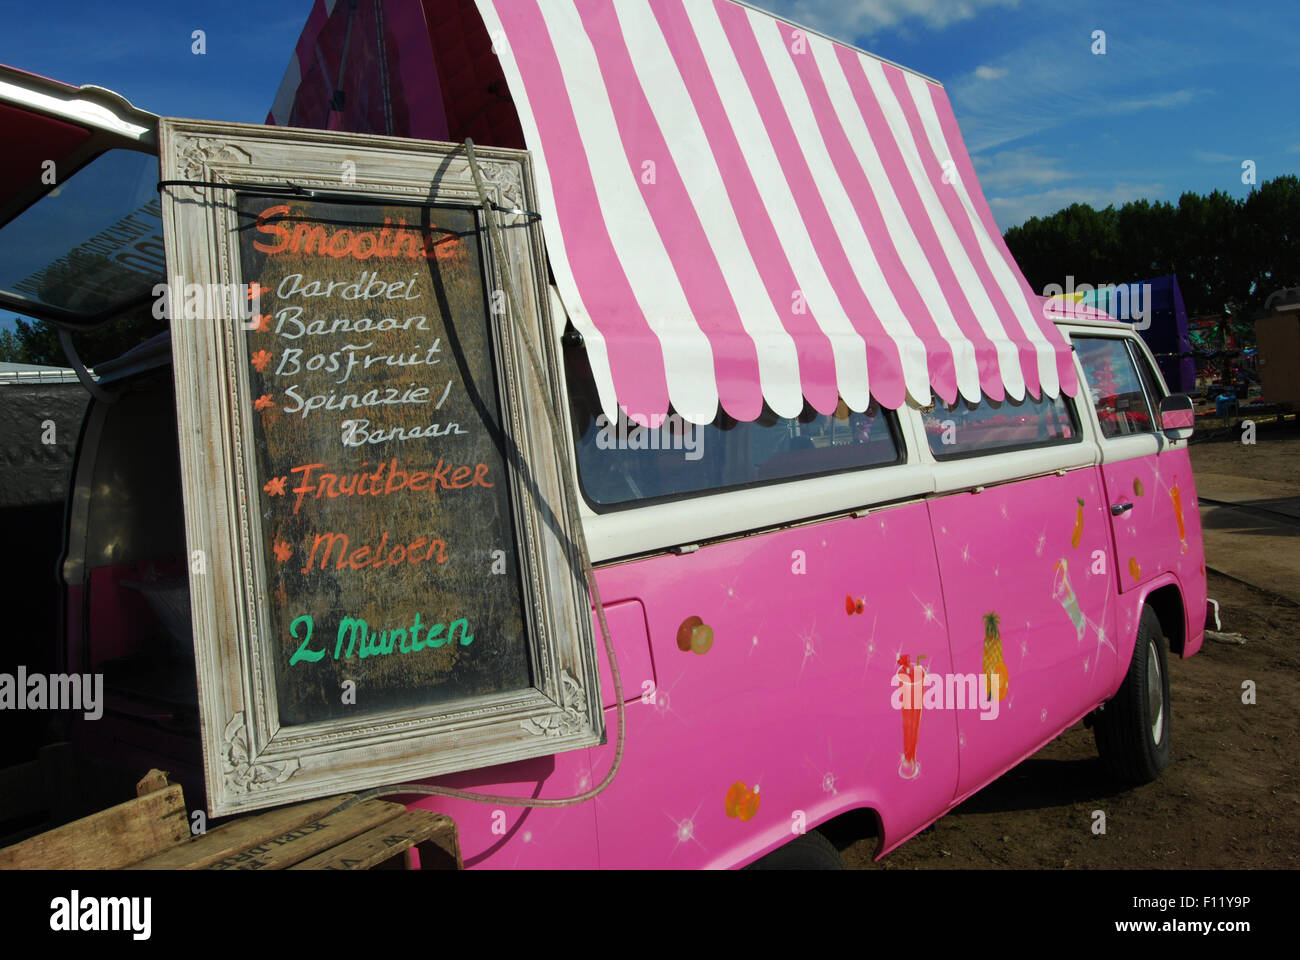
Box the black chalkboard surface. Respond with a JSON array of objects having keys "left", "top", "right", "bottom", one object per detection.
[{"left": 236, "top": 196, "right": 531, "bottom": 725}]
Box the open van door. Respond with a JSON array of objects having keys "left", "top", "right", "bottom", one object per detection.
[
  {"left": 0, "top": 65, "right": 162, "bottom": 335},
  {"left": 0, "top": 67, "right": 181, "bottom": 823}
]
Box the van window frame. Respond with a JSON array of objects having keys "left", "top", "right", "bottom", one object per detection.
[
  {"left": 1072, "top": 332, "right": 1162, "bottom": 443},
  {"left": 920, "top": 392, "right": 1083, "bottom": 463},
  {"left": 1127, "top": 337, "right": 1167, "bottom": 408},
  {"left": 569, "top": 401, "right": 909, "bottom": 515}
]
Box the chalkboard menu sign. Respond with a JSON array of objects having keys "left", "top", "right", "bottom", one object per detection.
[
  {"left": 238, "top": 196, "right": 530, "bottom": 725},
  {"left": 160, "top": 119, "right": 602, "bottom": 816}
]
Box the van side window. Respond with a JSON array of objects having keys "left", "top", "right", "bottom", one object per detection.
[
  {"left": 1074, "top": 337, "right": 1156, "bottom": 439},
  {"left": 922, "top": 392, "right": 1079, "bottom": 460},
  {"left": 563, "top": 338, "right": 902, "bottom": 509}
]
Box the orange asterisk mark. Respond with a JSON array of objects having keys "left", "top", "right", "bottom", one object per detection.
[
  {"left": 254, "top": 394, "right": 275, "bottom": 411},
  {"left": 250, "top": 349, "right": 272, "bottom": 372},
  {"left": 264, "top": 476, "right": 287, "bottom": 496},
  {"left": 252, "top": 314, "right": 273, "bottom": 333},
  {"left": 247, "top": 282, "right": 265, "bottom": 301},
  {"left": 272, "top": 541, "right": 293, "bottom": 562}
]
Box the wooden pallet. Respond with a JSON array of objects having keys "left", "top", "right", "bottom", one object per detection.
[{"left": 0, "top": 770, "right": 460, "bottom": 870}]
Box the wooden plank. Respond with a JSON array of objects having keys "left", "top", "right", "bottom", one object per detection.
[
  {"left": 415, "top": 837, "right": 463, "bottom": 871},
  {"left": 0, "top": 784, "right": 188, "bottom": 870},
  {"left": 136, "top": 769, "right": 171, "bottom": 797},
  {"left": 128, "top": 793, "right": 355, "bottom": 870},
  {"left": 289, "top": 811, "right": 459, "bottom": 871},
  {"left": 200, "top": 799, "right": 405, "bottom": 871}
]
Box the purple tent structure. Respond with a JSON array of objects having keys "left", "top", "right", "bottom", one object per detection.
[{"left": 1079, "top": 274, "right": 1194, "bottom": 394}]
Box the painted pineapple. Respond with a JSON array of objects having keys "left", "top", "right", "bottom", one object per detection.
[{"left": 982, "top": 611, "right": 1009, "bottom": 701}]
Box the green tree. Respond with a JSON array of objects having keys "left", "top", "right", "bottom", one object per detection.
[
  {"left": 0, "top": 307, "right": 162, "bottom": 369},
  {"left": 1003, "top": 176, "right": 1298, "bottom": 322}
]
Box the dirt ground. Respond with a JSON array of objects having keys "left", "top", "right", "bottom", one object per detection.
[
  {"left": 1189, "top": 415, "right": 1300, "bottom": 486},
  {"left": 840, "top": 424, "right": 1300, "bottom": 870}
]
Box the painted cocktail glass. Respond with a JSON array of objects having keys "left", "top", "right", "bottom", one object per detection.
[{"left": 1052, "top": 558, "right": 1086, "bottom": 642}]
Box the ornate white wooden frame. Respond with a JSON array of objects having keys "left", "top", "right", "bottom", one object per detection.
[{"left": 158, "top": 118, "right": 602, "bottom": 816}]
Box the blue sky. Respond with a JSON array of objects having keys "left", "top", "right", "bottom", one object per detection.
[
  {"left": 767, "top": 0, "right": 1300, "bottom": 228},
  {"left": 2, "top": 0, "right": 1297, "bottom": 334}
]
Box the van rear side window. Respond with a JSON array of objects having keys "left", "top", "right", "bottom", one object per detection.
[
  {"left": 1074, "top": 337, "right": 1156, "bottom": 438},
  {"left": 563, "top": 339, "right": 902, "bottom": 509},
  {"left": 922, "top": 392, "right": 1079, "bottom": 460}
]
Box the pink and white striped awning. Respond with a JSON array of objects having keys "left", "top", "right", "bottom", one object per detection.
[{"left": 479, "top": 0, "right": 1078, "bottom": 424}]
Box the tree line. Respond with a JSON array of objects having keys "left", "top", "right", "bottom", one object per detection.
[{"left": 1003, "top": 175, "right": 1300, "bottom": 321}]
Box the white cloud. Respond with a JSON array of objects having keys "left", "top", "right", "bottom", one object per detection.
[
  {"left": 760, "top": 0, "right": 1020, "bottom": 35},
  {"left": 970, "top": 147, "right": 1072, "bottom": 192},
  {"left": 989, "top": 182, "right": 1166, "bottom": 230},
  {"left": 1194, "top": 150, "right": 1242, "bottom": 164},
  {"left": 1095, "top": 88, "right": 1201, "bottom": 114},
  {"left": 945, "top": 0, "right": 1220, "bottom": 156}
]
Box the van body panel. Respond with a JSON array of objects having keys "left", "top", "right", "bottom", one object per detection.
[
  {"left": 927, "top": 468, "right": 1119, "bottom": 798},
  {"left": 1101, "top": 447, "right": 1205, "bottom": 597},
  {"left": 403, "top": 750, "right": 603, "bottom": 868},
  {"left": 593, "top": 600, "right": 655, "bottom": 709},
  {"left": 1067, "top": 328, "right": 1208, "bottom": 665},
  {"left": 580, "top": 500, "right": 959, "bottom": 867}
]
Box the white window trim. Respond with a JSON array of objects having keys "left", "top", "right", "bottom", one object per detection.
[{"left": 558, "top": 304, "right": 1161, "bottom": 564}]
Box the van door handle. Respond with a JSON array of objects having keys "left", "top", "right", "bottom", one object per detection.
[{"left": 1111, "top": 502, "right": 1134, "bottom": 516}]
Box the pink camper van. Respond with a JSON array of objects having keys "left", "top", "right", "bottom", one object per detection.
[{"left": 0, "top": 0, "right": 1207, "bottom": 869}]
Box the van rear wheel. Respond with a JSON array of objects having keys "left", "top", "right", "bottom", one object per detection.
[
  {"left": 1094, "top": 605, "right": 1171, "bottom": 785},
  {"left": 744, "top": 829, "right": 844, "bottom": 869}
]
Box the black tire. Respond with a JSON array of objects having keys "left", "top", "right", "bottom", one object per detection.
[
  {"left": 1094, "top": 605, "right": 1171, "bottom": 785},
  {"left": 744, "top": 830, "right": 844, "bottom": 870}
]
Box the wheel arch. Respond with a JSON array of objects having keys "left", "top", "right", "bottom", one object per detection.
[
  {"left": 1143, "top": 580, "right": 1188, "bottom": 656},
  {"left": 728, "top": 801, "right": 885, "bottom": 868}
]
